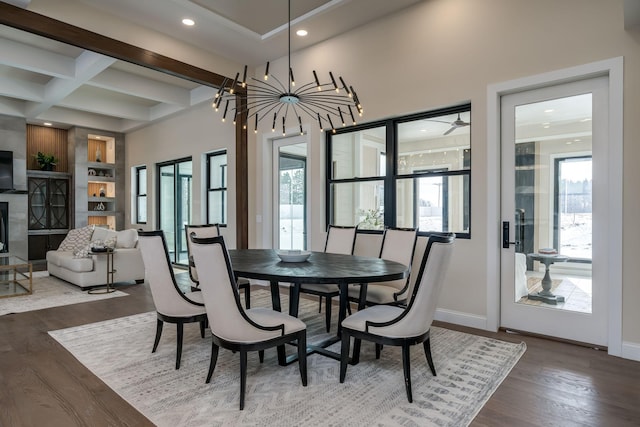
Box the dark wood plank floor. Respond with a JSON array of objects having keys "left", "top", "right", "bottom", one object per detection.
[{"left": 1, "top": 279, "right": 639, "bottom": 426}]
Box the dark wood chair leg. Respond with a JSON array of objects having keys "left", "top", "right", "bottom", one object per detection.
[
  {"left": 206, "top": 341, "right": 219, "bottom": 383},
  {"left": 402, "top": 343, "right": 413, "bottom": 403},
  {"left": 375, "top": 343, "right": 382, "bottom": 359},
  {"left": 423, "top": 337, "right": 436, "bottom": 376},
  {"left": 352, "top": 337, "right": 362, "bottom": 365},
  {"left": 277, "top": 344, "right": 286, "bottom": 366},
  {"left": 318, "top": 296, "right": 322, "bottom": 313},
  {"left": 244, "top": 285, "right": 251, "bottom": 309},
  {"left": 199, "top": 320, "right": 205, "bottom": 338},
  {"left": 239, "top": 350, "right": 248, "bottom": 410},
  {"left": 325, "top": 296, "right": 332, "bottom": 332},
  {"left": 357, "top": 283, "right": 368, "bottom": 311},
  {"left": 339, "top": 330, "right": 350, "bottom": 383},
  {"left": 297, "top": 332, "right": 308, "bottom": 386},
  {"left": 152, "top": 319, "right": 163, "bottom": 353},
  {"left": 176, "top": 322, "right": 184, "bottom": 370},
  {"left": 259, "top": 350, "right": 264, "bottom": 363}
]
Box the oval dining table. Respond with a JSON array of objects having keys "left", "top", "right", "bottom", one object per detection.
[{"left": 228, "top": 249, "right": 409, "bottom": 365}]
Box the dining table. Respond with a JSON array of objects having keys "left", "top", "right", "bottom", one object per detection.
[{"left": 227, "top": 249, "right": 409, "bottom": 365}]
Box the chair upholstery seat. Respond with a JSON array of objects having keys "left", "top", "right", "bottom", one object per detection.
[
  {"left": 342, "top": 304, "right": 404, "bottom": 336},
  {"left": 347, "top": 283, "right": 403, "bottom": 305},
  {"left": 300, "top": 283, "right": 339, "bottom": 293},
  {"left": 247, "top": 307, "right": 306, "bottom": 335}
]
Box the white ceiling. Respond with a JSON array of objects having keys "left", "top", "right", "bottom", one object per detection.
[{"left": 0, "top": 0, "right": 423, "bottom": 132}]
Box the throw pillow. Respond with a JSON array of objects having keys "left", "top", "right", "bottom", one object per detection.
[
  {"left": 105, "top": 236, "right": 117, "bottom": 249},
  {"left": 73, "top": 243, "right": 92, "bottom": 259},
  {"left": 58, "top": 225, "right": 94, "bottom": 252},
  {"left": 116, "top": 229, "right": 137, "bottom": 248}
]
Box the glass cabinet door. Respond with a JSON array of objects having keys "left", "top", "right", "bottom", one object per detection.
[
  {"left": 28, "top": 177, "right": 47, "bottom": 230},
  {"left": 49, "top": 178, "right": 69, "bottom": 229}
]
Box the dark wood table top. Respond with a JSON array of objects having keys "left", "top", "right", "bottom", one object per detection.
[{"left": 228, "top": 249, "right": 408, "bottom": 284}]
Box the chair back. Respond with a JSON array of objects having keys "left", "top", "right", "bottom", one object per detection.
[
  {"left": 137, "top": 230, "right": 204, "bottom": 316},
  {"left": 185, "top": 224, "right": 220, "bottom": 283},
  {"left": 189, "top": 234, "right": 283, "bottom": 342},
  {"left": 324, "top": 225, "right": 356, "bottom": 255},
  {"left": 378, "top": 227, "right": 418, "bottom": 292},
  {"left": 371, "top": 233, "right": 455, "bottom": 337}
]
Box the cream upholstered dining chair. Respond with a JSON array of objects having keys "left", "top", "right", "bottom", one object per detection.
[
  {"left": 339, "top": 232, "right": 455, "bottom": 403},
  {"left": 348, "top": 227, "right": 418, "bottom": 309},
  {"left": 189, "top": 233, "right": 308, "bottom": 410},
  {"left": 292, "top": 225, "right": 356, "bottom": 332},
  {"left": 137, "top": 230, "right": 207, "bottom": 370},
  {"left": 185, "top": 224, "right": 251, "bottom": 308}
]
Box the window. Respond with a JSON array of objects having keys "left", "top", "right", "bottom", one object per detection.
[
  {"left": 326, "top": 105, "right": 471, "bottom": 237},
  {"left": 206, "top": 151, "right": 227, "bottom": 225},
  {"left": 135, "top": 166, "right": 147, "bottom": 224}
]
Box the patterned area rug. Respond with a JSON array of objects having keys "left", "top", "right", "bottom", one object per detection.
[
  {"left": 0, "top": 272, "right": 128, "bottom": 316},
  {"left": 49, "top": 289, "right": 525, "bottom": 426}
]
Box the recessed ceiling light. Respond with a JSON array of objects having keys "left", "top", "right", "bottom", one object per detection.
[
  {"left": 43, "top": 122, "right": 52, "bottom": 126},
  {"left": 544, "top": 109, "right": 554, "bottom": 113},
  {"left": 182, "top": 18, "right": 195, "bottom": 26},
  {"left": 296, "top": 29, "right": 308, "bottom": 36}
]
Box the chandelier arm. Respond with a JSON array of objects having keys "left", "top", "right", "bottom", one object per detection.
[{"left": 248, "top": 77, "right": 287, "bottom": 95}]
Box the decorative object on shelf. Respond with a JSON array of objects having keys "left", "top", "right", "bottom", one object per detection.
[
  {"left": 94, "top": 202, "right": 105, "bottom": 211},
  {"left": 35, "top": 151, "right": 57, "bottom": 171},
  {"left": 99, "top": 187, "right": 105, "bottom": 197},
  {"left": 88, "top": 169, "right": 96, "bottom": 176},
  {"left": 98, "top": 170, "right": 104, "bottom": 176},
  {"left": 212, "top": 0, "right": 363, "bottom": 136},
  {"left": 92, "top": 193, "right": 96, "bottom": 197},
  {"left": 95, "top": 146, "right": 102, "bottom": 162}
]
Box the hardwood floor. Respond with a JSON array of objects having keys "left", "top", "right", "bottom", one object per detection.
[{"left": 1, "top": 280, "right": 639, "bottom": 426}]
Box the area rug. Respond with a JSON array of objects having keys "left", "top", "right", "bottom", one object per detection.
[
  {"left": 49, "top": 290, "right": 526, "bottom": 426},
  {"left": 0, "top": 272, "right": 128, "bottom": 316}
]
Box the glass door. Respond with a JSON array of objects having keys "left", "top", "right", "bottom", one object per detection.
[
  {"left": 274, "top": 137, "right": 308, "bottom": 250},
  {"left": 157, "top": 158, "right": 192, "bottom": 264},
  {"left": 500, "top": 77, "right": 608, "bottom": 346}
]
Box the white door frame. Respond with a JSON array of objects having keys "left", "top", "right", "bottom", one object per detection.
[{"left": 486, "top": 57, "right": 623, "bottom": 356}]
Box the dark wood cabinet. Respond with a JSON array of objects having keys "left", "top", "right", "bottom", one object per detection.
[{"left": 27, "top": 172, "right": 71, "bottom": 260}]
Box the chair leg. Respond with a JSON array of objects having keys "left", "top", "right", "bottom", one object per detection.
[
  {"left": 259, "top": 350, "right": 264, "bottom": 363},
  {"left": 239, "top": 350, "right": 248, "bottom": 410},
  {"left": 423, "top": 337, "right": 437, "bottom": 376},
  {"left": 339, "top": 330, "right": 350, "bottom": 383},
  {"left": 318, "top": 296, "right": 322, "bottom": 313},
  {"left": 176, "top": 322, "right": 184, "bottom": 370},
  {"left": 325, "top": 296, "right": 332, "bottom": 333},
  {"left": 402, "top": 343, "right": 413, "bottom": 403},
  {"left": 206, "top": 341, "right": 219, "bottom": 383},
  {"left": 352, "top": 337, "right": 362, "bottom": 365},
  {"left": 152, "top": 319, "right": 163, "bottom": 353},
  {"left": 297, "top": 332, "right": 308, "bottom": 386},
  {"left": 375, "top": 343, "right": 383, "bottom": 359},
  {"left": 199, "top": 320, "right": 206, "bottom": 338}
]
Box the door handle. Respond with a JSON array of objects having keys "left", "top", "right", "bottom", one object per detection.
[{"left": 502, "top": 221, "right": 520, "bottom": 248}]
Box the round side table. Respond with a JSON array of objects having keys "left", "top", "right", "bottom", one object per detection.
[{"left": 526, "top": 252, "right": 568, "bottom": 304}]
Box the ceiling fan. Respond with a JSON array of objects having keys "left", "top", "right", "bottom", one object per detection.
[{"left": 428, "top": 113, "right": 471, "bottom": 135}]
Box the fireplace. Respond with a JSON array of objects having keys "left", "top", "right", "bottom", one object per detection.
[{"left": 0, "top": 201, "right": 7, "bottom": 253}]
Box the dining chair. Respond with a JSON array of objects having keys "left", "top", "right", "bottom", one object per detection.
[
  {"left": 137, "top": 230, "right": 207, "bottom": 370},
  {"left": 348, "top": 227, "right": 418, "bottom": 309},
  {"left": 185, "top": 223, "right": 251, "bottom": 308},
  {"left": 292, "top": 225, "right": 356, "bottom": 332},
  {"left": 339, "top": 232, "right": 455, "bottom": 403},
  {"left": 189, "top": 233, "right": 308, "bottom": 410}
]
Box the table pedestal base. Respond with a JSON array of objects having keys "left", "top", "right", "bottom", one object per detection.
[{"left": 527, "top": 291, "right": 565, "bottom": 305}]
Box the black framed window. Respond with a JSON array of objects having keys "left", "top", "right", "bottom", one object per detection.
[
  {"left": 326, "top": 104, "right": 471, "bottom": 237},
  {"left": 135, "top": 165, "right": 147, "bottom": 224},
  {"left": 206, "top": 151, "right": 227, "bottom": 225}
]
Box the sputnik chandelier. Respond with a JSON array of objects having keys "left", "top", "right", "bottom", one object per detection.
[{"left": 212, "top": 0, "right": 363, "bottom": 135}]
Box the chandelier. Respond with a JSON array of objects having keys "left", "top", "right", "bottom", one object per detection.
[{"left": 213, "top": 0, "right": 363, "bottom": 135}]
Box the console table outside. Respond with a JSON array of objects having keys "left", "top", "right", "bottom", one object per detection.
[
  {"left": 527, "top": 252, "right": 569, "bottom": 304},
  {"left": 0, "top": 254, "right": 33, "bottom": 298}
]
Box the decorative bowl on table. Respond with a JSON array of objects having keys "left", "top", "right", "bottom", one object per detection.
[{"left": 276, "top": 250, "right": 311, "bottom": 263}]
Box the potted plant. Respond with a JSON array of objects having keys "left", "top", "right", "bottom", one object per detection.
[{"left": 35, "top": 151, "right": 57, "bottom": 171}]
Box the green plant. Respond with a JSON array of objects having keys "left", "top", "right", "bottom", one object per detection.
[
  {"left": 357, "top": 208, "right": 384, "bottom": 230},
  {"left": 35, "top": 151, "right": 57, "bottom": 170}
]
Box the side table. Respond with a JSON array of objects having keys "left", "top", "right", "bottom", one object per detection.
[
  {"left": 526, "top": 252, "right": 569, "bottom": 304},
  {"left": 88, "top": 249, "right": 116, "bottom": 294}
]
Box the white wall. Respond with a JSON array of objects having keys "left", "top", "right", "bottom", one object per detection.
[
  {"left": 248, "top": 0, "right": 640, "bottom": 348},
  {"left": 125, "top": 101, "right": 238, "bottom": 247}
]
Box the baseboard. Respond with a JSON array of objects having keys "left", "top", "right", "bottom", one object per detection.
[
  {"left": 621, "top": 341, "right": 640, "bottom": 362},
  {"left": 434, "top": 308, "right": 487, "bottom": 330}
]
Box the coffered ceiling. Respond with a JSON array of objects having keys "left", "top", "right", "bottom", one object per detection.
[{"left": 0, "top": 0, "right": 423, "bottom": 132}]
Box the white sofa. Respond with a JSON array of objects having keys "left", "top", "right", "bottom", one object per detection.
[{"left": 47, "top": 226, "right": 145, "bottom": 290}]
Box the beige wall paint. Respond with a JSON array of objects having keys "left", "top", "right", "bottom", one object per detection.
[
  {"left": 125, "top": 101, "right": 238, "bottom": 248},
  {"left": 249, "top": 0, "right": 640, "bottom": 349}
]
